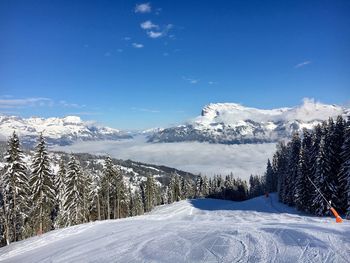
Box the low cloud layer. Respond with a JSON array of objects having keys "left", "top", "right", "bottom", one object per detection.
[{"left": 52, "top": 136, "right": 276, "bottom": 179}]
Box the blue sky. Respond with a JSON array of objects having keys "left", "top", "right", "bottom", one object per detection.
[{"left": 1, "top": 0, "right": 349, "bottom": 129}]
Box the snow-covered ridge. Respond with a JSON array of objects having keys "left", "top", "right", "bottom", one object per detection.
[
  {"left": 0, "top": 115, "right": 131, "bottom": 146},
  {"left": 148, "top": 98, "right": 350, "bottom": 144},
  {"left": 199, "top": 98, "right": 345, "bottom": 123}
]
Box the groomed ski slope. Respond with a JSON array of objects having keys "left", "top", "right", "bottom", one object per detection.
[{"left": 0, "top": 194, "right": 349, "bottom": 263}]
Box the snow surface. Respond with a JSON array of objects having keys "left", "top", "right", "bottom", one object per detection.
[
  {"left": 1, "top": 194, "right": 349, "bottom": 263},
  {"left": 52, "top": 136, "right": 277, "bottom": 179}
]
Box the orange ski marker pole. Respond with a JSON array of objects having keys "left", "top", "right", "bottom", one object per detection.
[
  {"left": 306, "top": 176, "right": 343, "bottom": 223},
  {"left": 330, "top": 207, "right": 343, "bottom": 223}
]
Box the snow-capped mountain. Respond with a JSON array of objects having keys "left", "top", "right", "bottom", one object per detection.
[
  {"left": 0, "top": 115, "right": 131, "bottom": 146},
  {"left": 148, "top": 99, "right": 350, "bottom": 144}
]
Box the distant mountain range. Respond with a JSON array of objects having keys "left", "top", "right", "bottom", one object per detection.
[
  {"left": 1, "top": 99, "right": 348, "bottom": 146},
  {"left": 0, "top": 115, "right": 131, "bottom": 146},
  {"left": 147, "top": 99, "right": 350, "bottom": 144}
]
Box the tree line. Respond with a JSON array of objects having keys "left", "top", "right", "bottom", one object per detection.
[{"left": 265, "top": 116, "right": 350, "bottom": 217}]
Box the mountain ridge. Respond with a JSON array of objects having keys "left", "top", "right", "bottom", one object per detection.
[{"left": 148, "top": 99, "right": 349, "bottom": 144}]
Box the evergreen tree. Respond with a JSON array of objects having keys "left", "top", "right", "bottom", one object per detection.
[
  {"left": 329, "top": 116, "right": 345, "bottom": 211},
  {"left": 202, "top": 176, "right": 209, "bottom": 197},
  {"left": 309, "top": 124, "right": 323, "bottom": 213},
  {"left": 264, "top": 159, "right": 275, "bottom": 193},
  {"left": 195, "top": 175, "right": 203, "bottom": 198},
  {"left": 144, "top": 174, "right": 156, "bottom": 211},
  {"left": 64, "top": 156, "right": 85, "bottom": 225},
  {"left": 90, "top": 170, "right": 101, "bottom": 221},
  {"left": 295, "top": 129, "right": 313, "bottom": 212},
  {"left": 313, "top": 131, "right": 336, "bottom": 216},
  {"left": 284, "top": 133, "right": 301, "bottom": 206},
  {"left": 54, "top": 157, "right": 67, "bottom": 228},
  {"left": 30, "top": 134, "right": 55, "bottom": 234},
  {"left": 102, "top": 156, "right": 116, "bottom": 219},
  {"left": 340, "top": 117, "right": 350, "bottom": 218},
  {"left": 0, "top": 132, "right": 29, "bottom": 245}
]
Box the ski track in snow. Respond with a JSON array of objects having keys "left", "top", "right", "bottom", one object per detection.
[{"left": 0, "top": 194, "right": 349, "bottom": 263}]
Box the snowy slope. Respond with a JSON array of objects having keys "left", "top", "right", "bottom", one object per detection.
[
  {"left": 0, "top": 115, "right": 131, "bottom": 146},
  {"left": 1, "top": 194, "right": 349, "bottom": 263},
  {"left": 148, "top": 98, "right": 350, "bottom": 144}
]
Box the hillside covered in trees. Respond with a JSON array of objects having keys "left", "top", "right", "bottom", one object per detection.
[
  {"left": 265, "top": 116, "right": 350, "bottom": 217},
  {"left": 0, "top": 133, "right": 257, "bottom": 247}
]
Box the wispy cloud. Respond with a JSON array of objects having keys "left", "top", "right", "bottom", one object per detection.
[
  {"left": 131, "top": 107, "right": 160, "bottom": 113},
  {"left": 59, "top": 100, "right": 86, "bottom": 109},
  {"left": 123, "top": 37, "right": 131, "bottom": 41},
  {"left": 140, "top": 20, "right": 159, "bottom": 30},
  {"left": 182, "top": 76, "right": 199, "bottom": 84},
  {"left": 295, "top": 60, "right": 311, "bottom": 68},
  {"left": 0, "top": 97, "right": 53, "bottom": 109},
  {"left": 135, "top": 3, "right": 151, "bottom": 13},
  {"left": 132, "top": 43, "right": 144, "bottom": 48}
]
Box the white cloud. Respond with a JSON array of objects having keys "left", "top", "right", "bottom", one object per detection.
[
  {"left": 123, "top": 37, "right": 131, "bottom": 41},
  {"left": 59, "top": 100, "right": 86, "bottom": 109},
  {"left": 145, "top": 24, "right": 173, "bottom": 39},
  {"left": 0, "top": 97, "right": 53, "bottom": 109},
  {"left": 135, "top": 3, "right": 151, "bottom": 13},
  {"left": 147, "top": 31, "right": 163, "bottom": 38},
  {"left": 132, "top": 43, "right": 144, "bottom": 48},
  {"left": 295, "top": 60, "right": 311, "bottom": 68},
  {"left": 141, "top": 20, "right": 159, "bottom": 30},
  {"left": 53, "top": 137, "right": 276, "bottom": 179},
  {"left": 182, "top": 76, "right": 199, "bottom": 84}
]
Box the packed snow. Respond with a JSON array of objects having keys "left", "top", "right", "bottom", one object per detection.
[
  {"left": 0, "top": 194, "right": 349, "bottom": 263},
  {"left": 52, "top": 136, "right": 277, "bottom": 179}
]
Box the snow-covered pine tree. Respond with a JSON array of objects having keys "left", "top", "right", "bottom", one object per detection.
[
  {"left": 295, "top": 129, "right": 313, "bottom": 212},
  {"left": 134, "top": 189, "right": 144, "bottom": 215},
  {"left": 54, "top": 157, "right": 67, "bottom": 228},
  {"left": 145, "top": 174, "right": 156, "bottom": 212},
  {"left": 308, "top": 123, "right": 323, "bottom": 213},
  {"left": 112, "top": 169, "right": 129, "bottom": 219},
  {"left": 339, "top": 117, "right": 350, "bottom": 218},
  {"left": 274, "top": 142, "right": 288, "bottom": 202},
  {"left": 30, "top": 133, "right": 55, "bottom": 235},
  {"left": 284, "top": 133, "right": 301, "bottom": 206},
  {"left": 82, "top": 170, "right": 93, "bottom": 222},
  {"left": 264, "top": 159, "right": 274, "bottom": 193},
  {"left": 0, "top": 132, "right": 30, "bottom": 245},
  {"left": 167, "top": 182, "right": 174, "bottom": 204},
  {"left": 202, "top": 176, "right": 209, "bottom": 197},
  {"left": 64, "top": 155, "right": 85, "bottom": 226},
  {"left": 102, "top": 156, "right": 116, "bottom": 219},
  {"left": 329, "top": 116, "right": 345, "bottom": 212},
  {"left": 90, "top": 170, "right": 101, "bottom": 220},
  {"left": 195, "top": 175, "right": 203, "bottom": 198},
  {"left": 249, "top": 175, "right": 264, "bottom": 198},
  {"left": 313, "top": 123, "right": 337, "bottom": 216}
]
